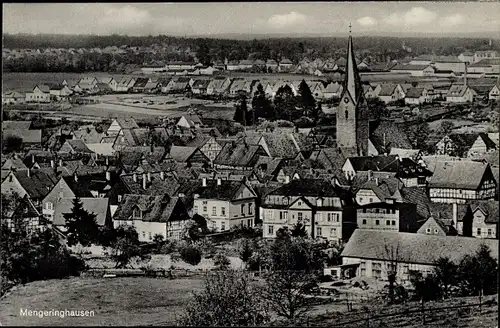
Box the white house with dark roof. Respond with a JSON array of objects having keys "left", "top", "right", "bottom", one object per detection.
[
  {"left": 489, "top": 84, "right": 500, "bottom": 101},
  {"left": 25, "top": 85, "right": 51, "bottom": 103},
  {"left": 428, "top": 160, "right": 497, "bottom": 203},
  {"left": 446, "top": 84, "right": 476, "bottom": 103},
  {"left": 341, "top": 229, "right": 498, "bottom": 281}
]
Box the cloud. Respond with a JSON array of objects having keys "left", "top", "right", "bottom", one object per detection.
[
  {"left": 357, "top": 16, "right": 377, "bottom": 27},
  {"left": 440, "top": 14, "right": 465, "bottom": 27},
  {"left": 384, "top": 7, "right": 437, "bottom": 26},
  {"left": 268, "top": 11, "right": 307, "bottom": 28},
  {"left": 101, "top": 5, "right": 151, "bottom": 26}
]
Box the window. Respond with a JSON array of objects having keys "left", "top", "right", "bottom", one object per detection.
[
  {"left": 327, "top": 213, "right": 332, "bottom": 222},
  {"left": 142, "top": 231, "right": 146, "bottom": 239},
  {"left": 316, "top": 198, "right": 323, "bottom": 207},
  {"left": 194, "top": 205, "right": 198, "bottom": 213},
  {"left": 316, "top": 227, "right": 322, "bottom": 236},
  {"left": 59, "top": 191, "right": 64, "bottom": 198},
  {"left": 392, "top": 220, "right": 396, "bottom": 226},
  {"left": 203, "top": 206, "right": 207, "bottom": 212},
  {"left": 359, "top": 197, "right": 363, "bottom": 203},
  {"left": 375, "top": 220, "right": 380, "bottom": 225},
  {"left": 345, "top": 110, "right": 349, "bottom": 120},
  {"left": 477, "top": 228, "right": 481, "bottom": 236},
  {"left": 418, "top": 177, "right": 426, "bottom": 185},
  {"left": 118, "top": 195, "right": 122, "bottom": 202},
  {"left": 330, "top": 228, "right": 336, "bottom": 237},
  {"left": 46, "top": 202, "right": 53, "bottom": 210},
  {"left": 362, "top": 219, "right": 367, "bottom": 225},
  {"left": 221, "top": 222, "right": 226, "bottom": 231},
  {"left": 298, "top": 212, "right": 303, "bottom": 221},
  {"left": 241, "top": 204, "right": 245, "bottom": 215},
  {"left": 488, "top": 229, "right": 492, "bottom": 236},
  {"left": 426, "top": 228, "right": 431, "bottom": 234},
  {"left": 372, "top": 262, "right": 382, "bottom": 279},
  {"left": 360, "top": 261, "right": 366, "bottom": 277},
  {"left": 369, "top": 198, "right": 373, "bottom": 203},
  {"left": 248, "top": 204, "right": 253, "bottom": 215},
  {"left": 148, "top": 232, "right": 152, "bottom": 240},
  {"left": 434, "top": 229, "right": 439, "bottom": 234},
  {"left": 375, "top": 209, "right": 379, "bottom": 213},
  {"left": 268, "top": 225, "right": 274, "bottom": 235},
  {"left": 386, "top": 220, "right": 391, "bottom": 226},
  {"left": 212, "top": 206, "right": 217, "bottom": 215},
  {"left": 335, "top": 213, "right": 340, "bottom": 222},
  {"left": 221, "top": 207, "right": 226, "bottom": 216}
]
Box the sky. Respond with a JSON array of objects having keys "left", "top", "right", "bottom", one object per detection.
[{"left": 3, "top": 2, "right": 500, "bottom": 37}]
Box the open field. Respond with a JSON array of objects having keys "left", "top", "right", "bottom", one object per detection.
[
  {"left": 0, "top": 275, "right": 496, "bottom": 327},
  {"left": 0, "top": 277, "right": 204, "bottom": 326}
]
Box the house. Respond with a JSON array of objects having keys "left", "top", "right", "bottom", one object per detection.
[
  {"left": 1, "top": 169, "right": 58, "bottom": 207},
  {"left": 25, "top": 85, "right": 51, "bottom": 103},
  {"left": 192, "top": 178, "right": 257, "bottom": 232},
  {"left": 226, "top": 60, "right": 240, "bottom": 71},
  {"left": 458, "top": 52, "right": 475, "bottom": 63},
  {"left": 354, "top": 175, "right": 403, "bottom": 205},
  {"left": 113, "top": 194, "right": 191, "bottom": 241},
  {"left": 49, "top": 84, "right": 73, "bottom": 100},
  {"left": 132, "top": 78, "right": 151, "bottom": 93},
  {"left": 433, "top": 57, "right": 466, "bottom": 73},
  {"left": 341, "top": 229, "right": 498, "bottom": 281},
  {"left": 428, "top": 160, "right": 497, "bottom": 203},
  {"left": 213, "top": 142, "right": 268, "bottom": 170},
  {"left": 489, "top": 84, "right": 500, "bottom": 101},
  {"left": 164, "top": 77, "right": 191, "bottom": 93},
  {"left": 473, "top": 50, "right": 499, "bottom": 63},
  {"left": 176, "top": 114, "right": 203, "bottom": 128},
  {"left": 375, "top": 84, "right": 404, "bottom": 104},
  {"left": 75, "top": 77, "right": 99, "bottom": 93},
  {"left": 390, "top": 64, "right": 434, "bottom": 77},
  {"left": 460, "top": 200, "right": 498, "bottom": 239},
  {"left": 242, "top": 131, "right": 313, "bottom": 160},
  {"left": 238, "top": 60, "right": 254, "bottom": 70},
  {"left": 106, "top": 118, "right": 139, "bottom": 135},
  {"left": 141, "top": 65, "right": 167, "bottom": 74},
  {"left": 446, "top": 84, "right": 475, "bottom": 103},
  {"left": 2, "top": 91, "right": 26, "bottom": 105},
  {"left": 260, "top": 179, "right": 356, "bottom": 241},
  {"left": 277, "top": 58, "right": 293, "bottom": 72},
  {"left": 404, "top": 87, "right": 431, "bottom": 105},
  {"left": 144, "top": 81, "right": 159, "bottom": 93},
  {"left": 97, "top": 77, "right": 118, "bottom": 91},
  {"left": 169, "top": 145, "right": 209, "bottom": 165},
  {"left": 435, "top": 133, "right": 497, "bottom": 157},
  {"left": 59, "top": 139, "right": 94, "bottom": 154},
  {"left": 190, "top": 79, "right": 211, "bottom": 95},
  {"left": 228, "top": 78, "right": 248, "bottom": 96},
  {"left": 362, "top": 85, "right": 375, "bottom": 99},
  {"left": 266, "top": 59, "right": 279, "bottom": 72},
  {"left": 417, "top": 216, "right": 458, "bottom": 236},
  {"left": 207, "top": 77, "right": 232, "bottom": 96},
  {"left": 309, "top": 81, "right": 326, "bottom": 99},
  {"left": 468, "top": 59, "right": 500, "bottom": 75},
  {"left": 357, "top": 200, "right": 418, "bottom": 233},
  {"left": 3, "top": 194, "right": 48, "bottom": 234},
  {"left": 409, "top": 55, "right": 434, "bottom": 66},
  {"left": 116, "top": 77, "right": 136, "bottom": 92},
  {"left": 51, "top": 198, "right": 112, "bottom": 231},
  {"left": 323, "top": 82, "right": 343, "bottom": 99},
  {"left": 186, "top": 136, "right": 224, "bottom": 162}
]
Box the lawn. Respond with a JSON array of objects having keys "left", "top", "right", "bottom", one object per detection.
[{"left": 0, "top": 277, "right": 204, "bottom": 326}]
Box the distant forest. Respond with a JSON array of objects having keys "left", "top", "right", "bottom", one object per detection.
[
  {"left": 3, "top": 34, "right": 497, "bottom": 57},
  {"left": 3, "top": 34, "right": 498, "bottom": 73}
]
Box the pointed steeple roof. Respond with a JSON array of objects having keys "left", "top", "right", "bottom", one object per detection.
[{"left": 343, "top": 32, "right": 363, "bottom": 105}]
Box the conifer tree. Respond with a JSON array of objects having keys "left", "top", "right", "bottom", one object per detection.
[{"left": 64, "top": 197, "right": 100, "bottom": 247}]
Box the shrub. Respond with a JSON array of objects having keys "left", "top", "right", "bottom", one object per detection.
[
  {"left": 213, "top": 252, "right": 231, "bottom": 270},
  {"left": 180, "top": 245, "right": 202, "bottom": 266}
]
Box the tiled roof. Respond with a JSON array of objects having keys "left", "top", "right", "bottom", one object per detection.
[
  {"left": 2, "top": 121, "right": 32, "bottom": 130},
  {"left": 170, "top": 145, "right": 198, "bottom": 162},
  {"left": 214, "top": 142, "right": 265, "bottom": 167},
  {"left": 53, "top": 198, "right": 109, "bottom": 226},
  {"left": 267, "top": 178, "right": 343, "bottom": 198},
  {"left": 468, "top": 200, "right": 499, "bottom": 224},
  {"left": 405, "top": 87, "right": 425, "bottom": 98},
  {"left": 115, "top": 118, "right": 139, "bottom": 130},
  {"left": 121, "top": 172, "right": 180, "bottom": 196},
  {"left": 400, "top": 186, "right": 432, "bottom": 221},
  {"left": 342, "top": 229, "right": 498, "bottom": 265},
  {"left": 3, "top": 129, "right": 42, "bottom": 144},
  {"left": 13, "top": 169, "right": 58, "bottom": 199},
  {"left": 114, "top": 194, "right": 188, "bottom": 223},
  {"left": 446, "top": 85, "right": 470, "bottom": 97},
  {"left": 193, "top": 179, "right": 251, "bottom": 201},
  {"left": 429, "top": 161, "right": 491, "bottom": 189},
  {"left": 378, "top": 84, "right": 397, "bottom": 96},
  {"left": 63, "top": 140, "right": 94, "bottom": 153}
]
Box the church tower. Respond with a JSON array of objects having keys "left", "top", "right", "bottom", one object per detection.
[{"left": 336, "top": 26, "right": 370, "bottom": 156}]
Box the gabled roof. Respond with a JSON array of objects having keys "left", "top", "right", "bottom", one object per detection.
[
  {"left": 347, "top": 155, "right": 399, "bottom": 172},
  {"left": 324, "top": 82, "right": 343, "bottom": 93},
  {"left": 53, "top": 198, "right": 109, "bottom": 226},
  {"left": 446, "top": 85, "right": 472, "bottom": 97},
  {"left": 468, "top": 200, "right": 499, "bottom": 224},
  {"left": 267, "top": 178, "right": 343, "bottom": 199},
  {"left": 405, "top": 87, "right": 425, "bottom": 98},
  {"left": 120, "top": 172, "right": 180, "bottom": 196},
  {"left": 133, "top": 78, "right": 149, "bottom": 88},
  {"left": 400, "top": 186, "right": 432, "bottom": 221},
  {"left": 378, "top": 84, "right": 398, "bottom": 96},
  {"left": 35, "top": 84, "right": 50, "bottom": 93},
  {"left": 429, "top": 161, "right": 493, "bottom": 189},
  {"left": 342, "top": 229, "right": 498, "bottom": 265},
  {"left": 114, "top": 194, "right": 188, "bottom": 223},
  {"left": 214, "top": 142, "right": 266, "bottom": 167},
  {"left": 169, "top": 145, "right": 199, "bottom": 162},
  {"left": 62, "top": 140, "right": 94, "bottom": 153},
  {"left": 10, "top": 169, "right": 58, "bottom": 199},
  {"left": 115, "top": 118, "right": 139, "bottom": 130},
  {"left": 3, "top": 129, "right": 42, "bottom": 144},
  {"left": 191, "top": 79, "right": 211, "bottom": 89}
]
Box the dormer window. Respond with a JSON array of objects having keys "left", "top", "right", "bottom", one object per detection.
[
  {"left": 132, "top": 208, "right": 142, "bottom": 219},
  {"left": 316, "top": 198, "right": 323, "bottom": 207},
  {"left": 283, "top": 197, "right": 289, "bottom": 205}
]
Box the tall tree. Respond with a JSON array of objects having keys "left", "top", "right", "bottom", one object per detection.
[
  {"left": 297, "top": 80, "right": 316, "bottom": 117},
  {"left": 433, "top": 257, "right": 458, "bottom": 299},
  {"left": 274, "top": 85, "right": 297, "bottom": 122},
  {"left": 406, "top": 120, "right": 430, "bottom": 151},
  {"left": 251, "top": 83, "right": 273, "bottom": 122},
  {"left": 106, "top": 226, "right": 149, "bottom": 269},
  {"left": 63, "top": 197, "right": 100, "bottom": 247}
]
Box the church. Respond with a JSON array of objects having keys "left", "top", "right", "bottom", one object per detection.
[{"left": 335, "top": 32, "right": 412, "bottom": 157}]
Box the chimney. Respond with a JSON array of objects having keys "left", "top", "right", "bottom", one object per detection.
[
  {"left": 74, "top": 173, "right": 78, "bottom": 182},
  {"left": 106, "top": 170, "right": 111, "bottom": 181},
  {"left": 217, "top": 178, "right": 221, "bottom": 186},
  {"left": 368, "top": 170, "right": 373, "bottom": 181},
  {"left": 147, "top": 172, "right": 151, "bottom": 182},
  {"left": 31, "top": 154, "right": 35, "bottom": 164},
  {"left": 202, "top": 177, "right": 207, "bottom": 187},
  {"left": 27, "top": 168, "right": 31, "bottom": 177},
  {"left": 105, "top": 157, "right": 109, "bottom": 166},
  {"left": 452, "top": 203, "right": 458, "bottom": 228},
  {"left": 285, "top": 175, "right": 290, "bottom": 184},
  {"left": 375, "top": 177, "right": 379, "bottom": 186},
  {"left": 464, "top": 62, "right": 468, "bottom": 87},
  {"left": 142, "top": 173, "right": 147, "bottom": 189},
  {"left": 50, "top": 160, "right": 55, "bottom": 168},
  {"left": 133, "top": 173, "right": 137, "bottom": 182},
  {"left": 160, "top": 171, "right": 165, "bottom": 180},
  {"left": 59, "top": 159, "right": 63, "bottom": 167}
]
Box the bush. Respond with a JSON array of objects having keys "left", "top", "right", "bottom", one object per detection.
[
  {"left": 159, "top": 240, "right": 177, "bottom": 255},
  {"left": 213, "top": 252, "right": 231, "bottom": 270},
  {"left": 180, "top": 245, "right": 202, "bottom": 266},
  {"left": 318, "top": 275, "right": 333, "bottom": 283}
]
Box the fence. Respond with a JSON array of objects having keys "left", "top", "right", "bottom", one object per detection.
[{"left": 306, "top": 299, "right": 495, "bottom": 327}]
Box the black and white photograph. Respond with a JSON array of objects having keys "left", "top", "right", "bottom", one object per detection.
[{"left": 1, "top": 2, "right": 499, "bottom": 327}]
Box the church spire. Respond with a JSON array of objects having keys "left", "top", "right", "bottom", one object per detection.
[{"left": 344, "top": 23, "right": 362, "bottom": 105}]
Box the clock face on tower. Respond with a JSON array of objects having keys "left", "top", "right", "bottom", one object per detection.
[{"left": 344, "top": 97, "right": 349, "bottom": 103}]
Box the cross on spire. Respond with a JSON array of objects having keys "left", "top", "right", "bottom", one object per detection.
[{"left": 349, "top": 22, "right": 352, "bottom": 34}]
